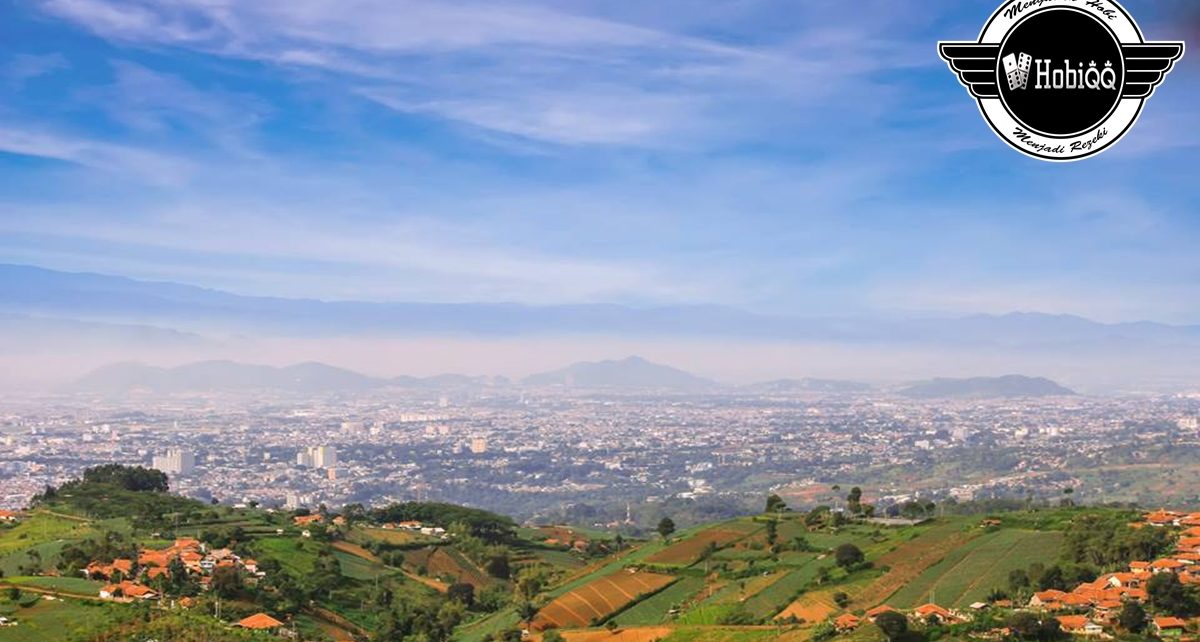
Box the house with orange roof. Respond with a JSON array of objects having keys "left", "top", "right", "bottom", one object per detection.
[
  {"left": 866, "top": 605, "right": 900, "bottom": 621},
  {"left": 84, "top": 558, "right": 134, "bottom": 580},
  {"left": 835, "top": 614, "right": 862, "bottom": 631},
  {"left": 1102, "top": 572, "right": 1146, "bottom": 589},
  {"left": 1153, "top": 617, "right": 1188, "bottom": 639},
  {"left": 1131, "top": 561, "right": 1152, "bottom": 572},
  {"left": 294, "top": 514, "right": 323, "bottom": 526},
  {"left": 1061, "top": 592, "right": 1094, "bottom": 609},
  {"left": 0, "top": 510, "right": 21, "bottom": 522},
  {"left": 912, "top": 604, "right": 963, "bottom": 624},
  {"left": 1146, "top": 510, "right": 1182, "bottom": 527},
  {"left": 237, "top": 613, "right": 285, "bottom": 630},
  {"left": 173, "top": 537, "right": 202, "bottom": 550},
  {"left": 1055, "top": 615, "right": 1104, "bottom": 636},
  {"left": 1092, "top": 599, "right": 1124, "bottom": 622},
  {"left": 99, "top": 581, "right": 158, "bottom": 601},
  {"left": 1152, "top": 559, "right": 1187, "bottom": 574},
  {"left": 1030, "top": 590, "right": 1069, "bottom": 608}
]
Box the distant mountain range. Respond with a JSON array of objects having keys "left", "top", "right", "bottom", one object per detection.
[
  {"left": 523, "top": 356, "right": 716, "bottom": 391},
  {"left": 72, "top": 356, "right": 715, "bottom": 395},
  {"left": 71, "top": 357, "right": 1077, "bottom": 399},
  {"left": 71, "top": 361, "right": 503, "bottom": 395},
  {"left": 8, "top": 263, "right": 1200, "bottom": 392},
  {"left": 5, "top": 263, "right": 1200, "bottom": 348},
  {"left": 898, "top": 375, "right": 1076, "bottom": 399}
]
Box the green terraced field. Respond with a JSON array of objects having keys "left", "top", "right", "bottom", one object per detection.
[
  {"left": 886, "top": 529, "right": 1063, "bottom": 608},
  {"left": 743, "top": 559, "right": 835, "bottom": 618},
  {"left": 613, "top": 576, "right": 706, "bottom": 625}
]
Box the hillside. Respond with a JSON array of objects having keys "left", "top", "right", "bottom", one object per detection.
[
  {"left": 2, "top": 471, "right": 1192, "bottom": 642},
  {"left": 899, "top": 375, "right": 1077, "bottom": 399}
]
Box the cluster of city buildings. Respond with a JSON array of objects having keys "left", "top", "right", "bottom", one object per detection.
[{"left": 1, "top": 390, "right": 1199, "bottom": 528}]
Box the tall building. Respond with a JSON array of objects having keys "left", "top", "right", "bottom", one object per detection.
[
  {"left": 297, "top": 445, "right": 338, "bottom": 469},
  {"left": 469, "top": 437, "right": 488, "bottom": 454},
  {"left": 152, "top": 448, "right": 196, "bottom": 476}
]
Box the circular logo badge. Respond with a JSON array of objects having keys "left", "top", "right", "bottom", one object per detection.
[{"left": 939, "top": 0, "right": 1183, "bottom": 162}]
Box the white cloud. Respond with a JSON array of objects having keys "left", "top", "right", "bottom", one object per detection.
[
  {"left": 0, "top": 126, "right": 190, "bottom": 184},
  {"left": 33, "top": 0, "right": 917, "bottom": 147},
  {"left": 6, "top": 53, "right": 70, "bottom": 84}
]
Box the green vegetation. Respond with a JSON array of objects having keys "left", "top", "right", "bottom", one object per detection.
[
  {"left": 370, "top": 503, "right": 516, "bottom": 544},
  {"left": 4, "top": 469, "right": 1193, "bottom": 642},
  {"left": 614, "top": 576, "right": 706, "bottom": 625},
  {"left": 888, "top": 529, "right": 1063, "bottom": 608}
]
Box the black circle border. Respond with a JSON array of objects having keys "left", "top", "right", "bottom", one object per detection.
[{"left": 973, "top": 0, "right": 1147, "bottom": 162}]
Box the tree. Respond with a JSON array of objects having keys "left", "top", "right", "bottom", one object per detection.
[
  {"left": 516, "top": 600, "right": 539, "bottom": 624},
  {"left": 485, "top": 554, "right": 511, "bottom": 580},
  {"left": 847, "top": 487, "right": 863, "bottom": 514},
  {"left": 1008, "top": 568, "right": 1030, "bottom": 595},
  {"left": 875, "top": 611, "right": 908, "bottom": 641},
  {"left": 210, "top": 566, "right": 243, "bottom": 599},
  {"left": 542, "top": 631, "right": 566, "bottom": 642},
  {"left": 765, "top": 494, "right": 788, "bottom": 514},
  {"left": 81, "top": 464, "right": 170, "bottom": 492},
  {"left": 833, "top": 591, "right": 850, "bottom": 608},
  {"left": 1037, "top": 565, "right": 1066, "bottom": 591},
  {"left": 765, "top": 519, "right": 778, "bottom": 548},
  {"left": 835, "top": 543, "right": 865, "bottom": 569},
  {"left": 1118, "top": 601, "right": 1147, "bottom": 633},
  {"left": 515, "top": 567, "right": 546, "bottom": 601},
  {"left": 805, "top": 506, "right": 831, "bottom": 527},
  {"left": 1008, "top": 612, "right": 1063, "bottom": 641},
  {"left": 1148, "top": 573, "right": 1200, "bottom": 617},
  {"left": 605, "top": 619, "right": 619, "bottom": 634},
  {"left": 811, "top": 619, "right": 837, "bottom": 642},
  {"left": 448, "top": 582, "right": 475, "bottom": 608},
  {"left": 657, "top": 517, "right": 676, "bottom": 540}
]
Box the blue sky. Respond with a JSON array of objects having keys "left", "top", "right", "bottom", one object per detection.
[{"left": 1, "top": 0, "right": 1198, "bottom": 323}]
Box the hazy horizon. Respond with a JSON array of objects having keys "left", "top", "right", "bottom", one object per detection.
[{"left": 3, "top": 1, "right": 1200, "bottom": 393}]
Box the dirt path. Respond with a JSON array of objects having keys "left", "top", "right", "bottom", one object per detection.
[{"left": 0, "top": 581, "right": 101, "bottom": 601}]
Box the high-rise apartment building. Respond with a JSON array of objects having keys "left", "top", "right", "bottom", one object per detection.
[{"left": 152, "top": 448, "right": 195, "bottom": 476}]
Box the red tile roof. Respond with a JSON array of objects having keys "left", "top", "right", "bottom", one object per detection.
[{"left": 238, "top": 613, "right": 285, "bottom": 629}]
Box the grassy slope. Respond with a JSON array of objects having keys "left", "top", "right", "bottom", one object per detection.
[
  {"left": 0, "top": 513, "right": 95, "bottom": 557},
  {"left": 614, "top": 576, "right": 706, "bottom": 626},
  {"left": 0, "top": 598, "right": 127, "bottom": 642},
  {"left": 886, "top": 529, "right": 1063, "bottom": 608}
]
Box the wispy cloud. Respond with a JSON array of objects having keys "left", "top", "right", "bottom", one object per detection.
[
  {"left": 0, "top": 126, "right": 190, "bottom": 184},
  {"left": 5, "top": 53, "right": 70, "bottom": 84},
  {"left": 4, "top": 0, "right": 1199, "bottom": 324}
]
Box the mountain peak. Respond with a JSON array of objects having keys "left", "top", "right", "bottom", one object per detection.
[
  {"left": 899, "top": 375, "right": 1076, "bottom": 399},
  {"left": 524, "top": 356, "right": 715, "bottom": 391}
]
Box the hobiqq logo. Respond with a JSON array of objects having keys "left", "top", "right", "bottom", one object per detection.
[{"left": 939, "top": 0, "right": 1183, "bottom": 161}]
